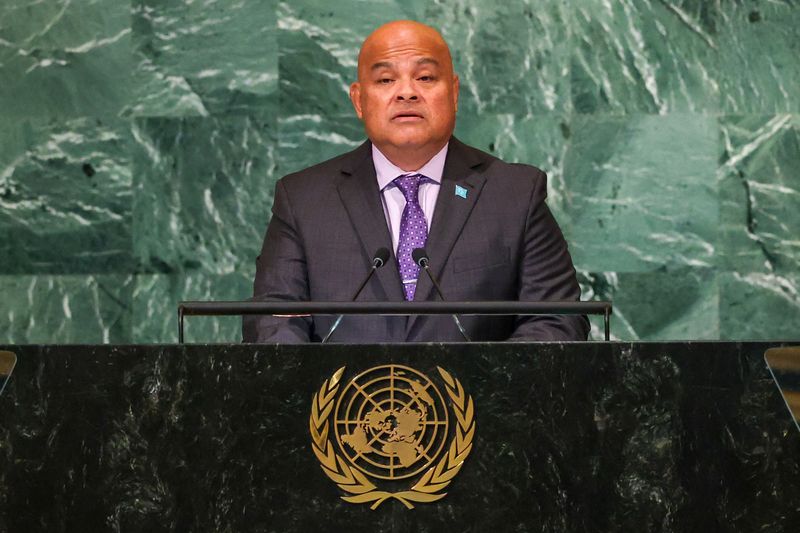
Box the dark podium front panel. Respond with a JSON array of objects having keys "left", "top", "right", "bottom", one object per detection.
[{"left": 0, "top": 343, "right": 798, "bottom": 532}]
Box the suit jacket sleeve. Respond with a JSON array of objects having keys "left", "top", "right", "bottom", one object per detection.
[
  {"left": 508, "top": 168, "right": 590, "bottom": 341},
  {"left": 242, "top": 179, "right": 313, "bottom": 343}
]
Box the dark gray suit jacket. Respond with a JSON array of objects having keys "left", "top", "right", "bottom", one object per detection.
[{"left": 242, "top": 137, "right": 589, "bottom": 343}]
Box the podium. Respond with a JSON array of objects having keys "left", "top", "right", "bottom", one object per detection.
[{"left": 1, "top": 342, "right": 799, "bottom": 531}]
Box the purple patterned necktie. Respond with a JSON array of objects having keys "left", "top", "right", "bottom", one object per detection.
[{"left": 394, "top": 173, "right": 430, "bottom": 301}]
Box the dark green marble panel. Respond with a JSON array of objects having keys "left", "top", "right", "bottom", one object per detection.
[
  {"left": 131, "top": 109, "right": 277, "bottom": 275},
  {"left": 277, "top": 113, "right": 364, "bottom": 175},
  {"left": 0, "top": 275, "right": 132, "bottom": 343},
  {"left": 131, "top": 0, "right": 278, "bottom": 116},
  {"left": 562, "top": 114, "right": 717, "bottom": 272},
  {"left": 277, "top": 2, "right": 413, "bottom": 175},
  {"left": 718, "top": 1, "right": 800, "bottom": 113},
  {"left": 123, "top": 51, "right": 212, "bottom": 118},
  {"left": 279, "top": 1, "right": 570, "bottom": 118},
  {"left": 0, "top": 117, "right": 132, "bottom": 273},
  {"left": 580, "top": 269, "right": 718, "bottom": 340},
  {"left": 570, "top": 0, "right": 719, "bottom": 114},
  {"left": 717, "top": 113, "right": 800, "bottom": 340},
  {"left": 719, "top": 114, "right": 800, "bottom": 275},
  {"left": 277, "top": 1, "right": 416, "bottom": 119},
  {"left": 0, "top": 0, "right": 133, "bottom": 119},
  {"left": 133, "top": 271, "right": 252, "bottom": 343},
  {"left": 278, "top": 27, "right": 354, "bottom": 119},
  {"left": 1, "top": 1, "right": 799, "bottom": 344},
  {"left": 424, "top": 0, "right": 571, "bottom": 115},
  {"left": 720, "top": 272, "right": 800, "bottom": 340},
  {"left": 455, "top": 113, "right": 571, "bottom": 221}
]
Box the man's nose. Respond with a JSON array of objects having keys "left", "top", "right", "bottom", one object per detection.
[{"left": 395, "top": 79, "right": 419, "bottom": 101}]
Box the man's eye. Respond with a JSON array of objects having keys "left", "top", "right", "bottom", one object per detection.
[
  {"left": 378, "top": 78, "right": 393, "bottom": 84},
  {"left": 418, "top": 76, "right": 435, "bottom": 82}
]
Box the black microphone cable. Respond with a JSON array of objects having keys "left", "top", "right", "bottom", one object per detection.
[{"left": 321, "top": 247, "right": 391, "bottom": 343}]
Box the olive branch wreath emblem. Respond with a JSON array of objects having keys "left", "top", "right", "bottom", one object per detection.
[{"left": 309, "top": 366, "right": 475, "bottom": 510}]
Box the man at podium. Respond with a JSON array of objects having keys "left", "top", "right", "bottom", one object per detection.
[{"left": 243, "top": 20, "right": 588, "bottom": 343}]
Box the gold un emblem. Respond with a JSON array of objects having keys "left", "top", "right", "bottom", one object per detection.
[{"left": 309, "top": 364, "right": 475, "bottom": 509}]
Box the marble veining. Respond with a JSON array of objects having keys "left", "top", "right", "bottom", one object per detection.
[
  {"left": 0, "top": 342, "right": 798, "bottom": 531},
  {"left": 1, "top": 1, "right": 799, "bottom": 342}
]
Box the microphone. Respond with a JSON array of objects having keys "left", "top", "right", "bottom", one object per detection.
[
  {"left": 321, "top": 247, "right": 391, "bottom": 343},
  {"left": 412, "top": 248, "right": 471, "bottom": 342}
]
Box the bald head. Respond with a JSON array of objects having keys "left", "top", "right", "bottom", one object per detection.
[
  {"left": 357, "top": 21, "right": 454, "bottom": 81},
  {"left": 350, "top": 20, "right": 459, "bottom": 171}
]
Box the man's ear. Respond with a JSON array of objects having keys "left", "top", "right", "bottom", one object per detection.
[{"left": 350, "top": 82, "right": 363, "bottom": 119}]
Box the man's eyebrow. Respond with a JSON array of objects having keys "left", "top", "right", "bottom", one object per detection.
[
  {"left": 416, "top": 57, "right": 439, "bottom": 67},
  {"left": 370, "top": 61, "right": 395, "bottom": 71}
]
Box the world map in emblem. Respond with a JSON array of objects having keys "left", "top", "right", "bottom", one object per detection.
[{"left": 334, "top": 364, "right": 449, "bottom": 480}]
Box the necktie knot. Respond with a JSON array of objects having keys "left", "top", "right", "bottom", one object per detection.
[{"left": 393, "top": 173, "right": 424, "bottom": 202}]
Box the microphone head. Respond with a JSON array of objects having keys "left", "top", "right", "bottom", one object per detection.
[
  {"left": 412, "top": 248, "right": 429, "bottom": 267},
  {"left": 373, "top": 247, "right": 391, "bottom": 268}
]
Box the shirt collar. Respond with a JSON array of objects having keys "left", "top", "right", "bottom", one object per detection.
[{"left": 372, "top": 142, "right": 448, "bottom": 191}]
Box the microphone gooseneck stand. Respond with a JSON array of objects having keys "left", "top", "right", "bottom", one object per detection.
[
  {"left": 412, "top": 247, "right": 472, "bottom": 342},
  {"left": 321, "top": 247, "right": 391, "bottom": 343}
]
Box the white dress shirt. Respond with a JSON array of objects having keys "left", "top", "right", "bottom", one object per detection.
[{"left": 372, "top": 143, "right": 448, "bottom": 253}]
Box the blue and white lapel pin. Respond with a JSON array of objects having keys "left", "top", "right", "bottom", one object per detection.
[{"left": 454, "top": 184, "right": 468, "bottom": 199}]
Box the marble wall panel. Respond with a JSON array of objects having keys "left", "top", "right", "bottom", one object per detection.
[
  {"left": 424, "top": 0, "right": 572, "bottom": 115},
  {"left": 276, "top": 1, "right": 422, "bottom": 177},
  {"left": 580, "top": 269, "right": 719, "bottom": 340},
  {"left": 718, "top": 1, "right": 800, "bottom": 113},
  {"left": 718, "top": 114, "right": 800, "bottom": 275},
  {"left": 277, "top": 113, "right": 364, "bottom": 176},
  {"left": 719, "top": 272, "right": 800, "bottom": 340},
  {"left": 277, "top": 1, "right": 421, "bottom": 118},
  {"left": 278, "top": 0, "right": 571, "bottom": 140},
  {"left": 1, "top": 1, "right": 799, "bottom": 343},
  {"left": 0, "top": 117, "right": 132, "bottom": 274},
  {"left": 0, "top": 0, "right": 133, "bottom": 119},
  {"left": 131, "top": 110, "right": 277, "bottom": 276},
  {"left": 133, "top": 272, "right": 252, "bottom": 343},
  {"left": 130, "top": 0, "right": 278, "bottom": 117},
  {"left": 570, "top": 0, "right": 719, "bottom": 114},
  {"left": 718, "top": 113, "right": 800, "bottom": 340},
  {"left": 562, "top": 113, "right": 718, "bottom": 272},
  {"left": 0, "top": 275, "right": 132, "bottom": 343},
  {"left": 124, "top": 50, "right": 212, "bottom": 119}
]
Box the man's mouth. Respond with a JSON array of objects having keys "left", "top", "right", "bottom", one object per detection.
[{"left": 392, "top": 112, "right": 424, "bottom": 121}]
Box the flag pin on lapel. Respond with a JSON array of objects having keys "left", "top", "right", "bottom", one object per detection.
[{"left": 455, "top": 184, "right": 468, "bottom": 199}]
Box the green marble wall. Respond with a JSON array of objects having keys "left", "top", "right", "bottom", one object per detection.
[{"left": 1, "top": 0, "right": 798, "bottom": 343}]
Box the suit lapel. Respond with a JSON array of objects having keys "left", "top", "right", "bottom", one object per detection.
[
  {"left": 407, "top": 138, "right": 487, "bottom": 337},
  {"left": 336, "top": 142, "right": 405, "bottom": 302}
]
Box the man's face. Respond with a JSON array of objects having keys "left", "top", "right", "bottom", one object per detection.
[{"left": 350, "top": 23, "right": 459, "bottom": 161}]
